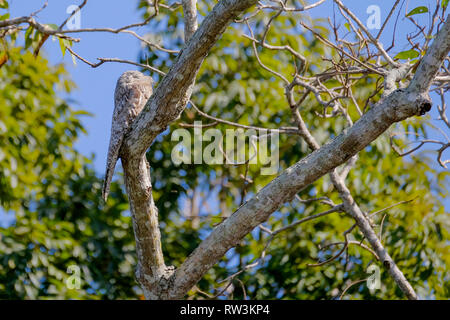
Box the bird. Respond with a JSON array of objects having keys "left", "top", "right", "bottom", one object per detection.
[{"left": 102, "top": 70, "right": 154, "bottom": 201}]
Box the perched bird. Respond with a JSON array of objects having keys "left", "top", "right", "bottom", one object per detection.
[{"left": 102, "top": 71, "right": 154, "bottom": 201}]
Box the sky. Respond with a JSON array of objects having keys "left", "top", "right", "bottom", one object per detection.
[{"left": 1, "top": 0, "right": 448, "bottom": 226}]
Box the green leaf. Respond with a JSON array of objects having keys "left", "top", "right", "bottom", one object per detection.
[
  {"left": 406, "top": 6, "right": 429, "bottom": 17},
  {"left": 0, "top": 12, "right": 9, "bottom": 20},
  {"left": 394, "top": 49, "right": 420, "bottom": 60},
  {"left": 58, "top": 39, "right": 73, "bottom": 58},
  {"left": 442, "top": 0, "right": 449, "bottom": 9}
]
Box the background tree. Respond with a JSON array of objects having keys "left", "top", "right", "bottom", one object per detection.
[
  {"left": 0, "top": 36, "right": 141, "bottom": 299},
  {"left": 0, "top": 0, "right": 449, "bottom": 299}
]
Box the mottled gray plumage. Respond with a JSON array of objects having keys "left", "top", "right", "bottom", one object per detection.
[{"left": 102, "top": 71, "right": 153, "bottom": 201}]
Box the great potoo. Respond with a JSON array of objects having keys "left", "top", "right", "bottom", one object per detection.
[{"left": 102, "top": 70, "right": 154, "bottom": 201}]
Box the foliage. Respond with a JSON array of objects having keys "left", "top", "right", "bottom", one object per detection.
[{"left": 138, "top": 0, "right": 449, "bottom": 299}]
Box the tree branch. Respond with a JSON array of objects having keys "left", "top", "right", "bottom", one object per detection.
[
  {"left": 182, "top": 0, "right": 198, "bottom": 42},
  {"left": 164, "top": 16, "right": 449, "bottom": 299}
]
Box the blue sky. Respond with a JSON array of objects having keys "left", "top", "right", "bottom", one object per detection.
[{"left": 2, "top": 0, "right": 449, "bottom": 220}]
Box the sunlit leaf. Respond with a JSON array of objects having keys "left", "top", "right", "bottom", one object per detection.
[{"left": 406, "top": 6, "right": 429, "bottom": 17}]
